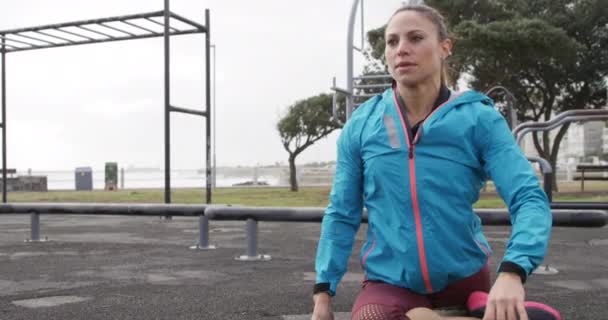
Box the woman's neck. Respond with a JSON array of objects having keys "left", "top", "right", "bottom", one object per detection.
[{"left": 396, "top": 78, "right": 442, "bottom": 121}]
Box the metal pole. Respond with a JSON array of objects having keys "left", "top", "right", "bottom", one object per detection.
[
  {"left": 189, "top": 214, "right": 216, "bottom": 250},
  {"left": 346, "top": 0, "right": 361, "bottom": 120},
  {"left": 30, "top": 213, "right": 40, "bottom": 241},
  {"left": 205, "top": 9, "right": 212, "bottom": 204},
  {"left": 1, "top": 39, "right": 6, "bottom": 202},
  {"left": 235, "top": 218, "right": 271, "bottom": 261},
  {"left": 211, "top": 44, "right": 216, "bottom": 190},
  {"left": 163, "top": 0, "right": 171, "bottom": 205},
  {"left": 246, "top": 218, "right": 257, "bottom": 257}
]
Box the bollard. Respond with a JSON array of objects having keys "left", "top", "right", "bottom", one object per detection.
[
  {"left": 190, "top": 215, "right": 216, "bottom": 250},
  {"left": 25, "top": 213, "right": 47, "bottom": 242},
  {"left": 235, "top": 218, "right": 271, "bottom": 261}
]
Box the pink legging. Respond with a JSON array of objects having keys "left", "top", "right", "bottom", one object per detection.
[{"left": 351, "top": 264, "right": 491, "bottom": 320}]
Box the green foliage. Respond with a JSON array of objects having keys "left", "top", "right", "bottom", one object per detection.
[
  {"left": 277, "top": 93, "right": 343, "bottom": 191},
  {"left": 277, "top": 94, "right": 341, "bottom": 157}
]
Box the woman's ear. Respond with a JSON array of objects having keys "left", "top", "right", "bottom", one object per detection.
[{"left": 442, "top": 39, "right": 453, "bottom": 60}]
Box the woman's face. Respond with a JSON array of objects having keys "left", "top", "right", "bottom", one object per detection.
[{"left": 384, "top": 10, "right": 452, "bottom": 87}]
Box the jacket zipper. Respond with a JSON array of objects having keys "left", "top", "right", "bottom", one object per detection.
[
  {"left": 392, "top": 89, "right": 463, "bottom": 293},
  {"left": 392, "top": 90, "right": 433, "bottom": 293}
]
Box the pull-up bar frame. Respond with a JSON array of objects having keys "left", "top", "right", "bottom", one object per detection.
[{"left": 0, "top": 0, "right": 212, "bottom": 206}]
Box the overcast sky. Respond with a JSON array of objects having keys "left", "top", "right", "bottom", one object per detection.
[{"left": 0, "top": 0, "right": 403, "bottom": 170}]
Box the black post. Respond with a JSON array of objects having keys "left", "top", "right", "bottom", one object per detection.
[
  {"left": 544, "top": 172, "right": 553, "bottom": 202},
  {"left": 205, "top": 9, "right": 212, "bottom": 204},
  {"left": 163, "top": 0, "right": 171, "bottom": 204},
  {"left": 1, "top": 38, "right": 6, "bottom": 203}
]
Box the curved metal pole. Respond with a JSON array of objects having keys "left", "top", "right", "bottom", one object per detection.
[
  {"left": 485, "top": 86, "right": 518, "bottom": 129},
  {"left": 527, "top": 156, "right": 554, "bottom": 202},
  {"left": 516, "top": 114, "right": 608, "bottom": 145},
  {"left": 512, "top": 109, "right": 608, "bottom": 139},
  {"left": 346, "top": 0, "right": 361, "bottom": 121}
]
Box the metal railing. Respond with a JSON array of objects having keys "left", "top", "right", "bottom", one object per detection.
[{"left": 2, "top": 203, "right": 604, "bottom": 261}]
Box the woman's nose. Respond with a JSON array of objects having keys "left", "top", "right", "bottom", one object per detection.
[{"left": 397, "top": 41, "right": 410, "bottom": 56}]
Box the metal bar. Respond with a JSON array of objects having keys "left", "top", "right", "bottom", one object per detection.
[
  {"left": 516, "top": 114, "right": 608, "bottom": 145},
  {"left": 169, "top": 105, "right": 207, "bottom": 117},
  {"left": 205, "top": 9, "right": 212, "bottom": 204},
  {"left": 527, "top": 156, "right": 553, "bottom": 202},
  {"left": 205, "top": 206, "right": 606, "bottom": 227},
  {"left": 0, "top": 203, "right": 206, "bottom": 216},
  {"left": 75, "top": 25, "right": 116, "bottom": 39},
  {"left": 10, "top": 33, "right": 56, "bottom": 45},
  {"left": 211, "top": 44, "right": 217, "bottom": 189},
  {"left": 513, "top": 109, "right": 608, "bottom": 138},
  {"left": 189, "top": 214, "right": 216, "bottom": 250},
  {"left": 353, "top": 83, "right": 392, "bottom": 89},
  {"left": 0, "top": 34, "right": 40, "bottom": 48},
  {"left": 56, "top": 28, "right": 95, "bottom": 41},
  {"left": 485, "top": 86, "right": 518, "bottom": 129},
  {"left": 353, "top": 74, "right": 392, "bottom": 80},
  {"left": 164, "top": 0, "right": 171, "bottom": 205},
  {"left": 170, "top": 12, "right": 207, "bottom": 31},
  {"left": 551, "top": 202, "right": 608, "bottom": 210},
  {"left": 1, "top": 41, "right": 6, "bottom": 202},
  {"left": 146, "top": 17, "right": 179, "bottom": 33},
  {"left": 354, "top": 92, "right": 378, "bottom": 98},
  {"left": 199, "top": 215, "right": 209, "bottom": 247},
  {"left": 0, "top": 11, "right": 165, "bottom": 35},
  {"left": 0, "top": 42, "right": 20, "bottom": 50},
  {"left": 346, "top": 0, "right": 361, "bottom": 120},
  {"left": 246, "top": 218, "right": 258, "bottom": 257},
  {"left": 34, "top": 30, "right": 76, "bottom": 43},
  {"left": 30, "top": 213, "right": 40, "bottom": 241},
  {"left": 5, "top": 29, "right": 204, "bottom": 53},
  {"left": 99, "top": 22, "right": 136, "bottom": 37},
  {"left": 119, "top": 20, "right": 160, "bottom": 35}
]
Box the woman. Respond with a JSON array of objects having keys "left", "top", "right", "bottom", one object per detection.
[{"left": 311, "top": 4, "right": 560, "bottom": 320}]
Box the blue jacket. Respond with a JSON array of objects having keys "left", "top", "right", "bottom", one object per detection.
[{"left": 315, "top": 88, "right": 552, "bottom": 295}]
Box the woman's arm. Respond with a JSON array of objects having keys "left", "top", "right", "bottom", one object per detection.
[{"left": 314, "top": 118, "right": 365, "bottom": 297}]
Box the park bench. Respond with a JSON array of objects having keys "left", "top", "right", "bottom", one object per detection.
[{"left": 575, "top": 164, "right": 608, "bottom": 191}]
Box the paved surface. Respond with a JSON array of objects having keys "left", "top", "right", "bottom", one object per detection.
[{"left": 0, "top": 214, "right": 606, "bottom": 319}]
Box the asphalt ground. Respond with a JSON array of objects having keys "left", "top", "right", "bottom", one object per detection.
[{"left": 0, "top": 214, "right": 606, "bottom": 319}]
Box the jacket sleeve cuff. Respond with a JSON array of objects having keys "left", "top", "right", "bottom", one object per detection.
[
  {"left": 498, "top": 261, "right": 527, "bottom": 284},
  {"left": 313, "top": 282, "right": 336, "bottom": 296}
]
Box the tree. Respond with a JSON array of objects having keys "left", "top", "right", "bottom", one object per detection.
[
  {"left": 277, "top": 94, "right": 342, "bottom": 191},
  {"left": 364, "top": 0, "right": 608, "bottom": 190}
]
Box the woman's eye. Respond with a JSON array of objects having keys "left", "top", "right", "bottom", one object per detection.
[
  {"left": 411, "top": 35, "right": 424, "bottom": 42},
  {"left": 387, "top": 39, "right": 397, "bottom": 46}
]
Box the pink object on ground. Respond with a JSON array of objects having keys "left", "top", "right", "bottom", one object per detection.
[{"left": 467, "top": 291, "right": 561, "bottom": 320}]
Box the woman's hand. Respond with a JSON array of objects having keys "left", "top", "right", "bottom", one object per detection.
[
  {"left": 311, "top": 292, "right": 334, "bottom": 320},
  {"left": 483, "top": 272, "right": 528, "bottom": 320}
]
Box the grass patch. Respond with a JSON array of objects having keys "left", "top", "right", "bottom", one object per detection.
[{"left": 6, "top": 186, "right": 607, "bottom": 208}]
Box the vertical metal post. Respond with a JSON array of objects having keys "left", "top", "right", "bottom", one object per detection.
[
  {"left": 246, "top": 218, "right": 257, "bottom": 257},
  {"left": 211, "top": 44, "right": 216, "bottom": 190},
  {"left": 189, "top": 214, "right": 216, "bottom": 250},
  {"left": 235, "top": 218, "right": 271, "bottom": 261},
  {"left": 163, "top": 0, "right": 171, "bottom": 205},
  {"left": 544, "top": 172, "right": 553, "bottom": 202},
  {"left": 1, "top": 38, "right": 7, "bottom": 203},
  {"left": 30, "top": 213, "right": 40, "bottom": 241},
  {"left": 346, "top": 0, "right": 361, "bottom": 120},
  {"left": 205, "top": 9, "right": 212, "bottom": 204}
]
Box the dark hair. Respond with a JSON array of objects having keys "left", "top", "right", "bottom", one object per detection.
[
  {"left": 387, "top": 5, "right": 449, "bottom": 41},
  {"left": 386, "top": 5, "right": 452, "bottom": 85}
]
